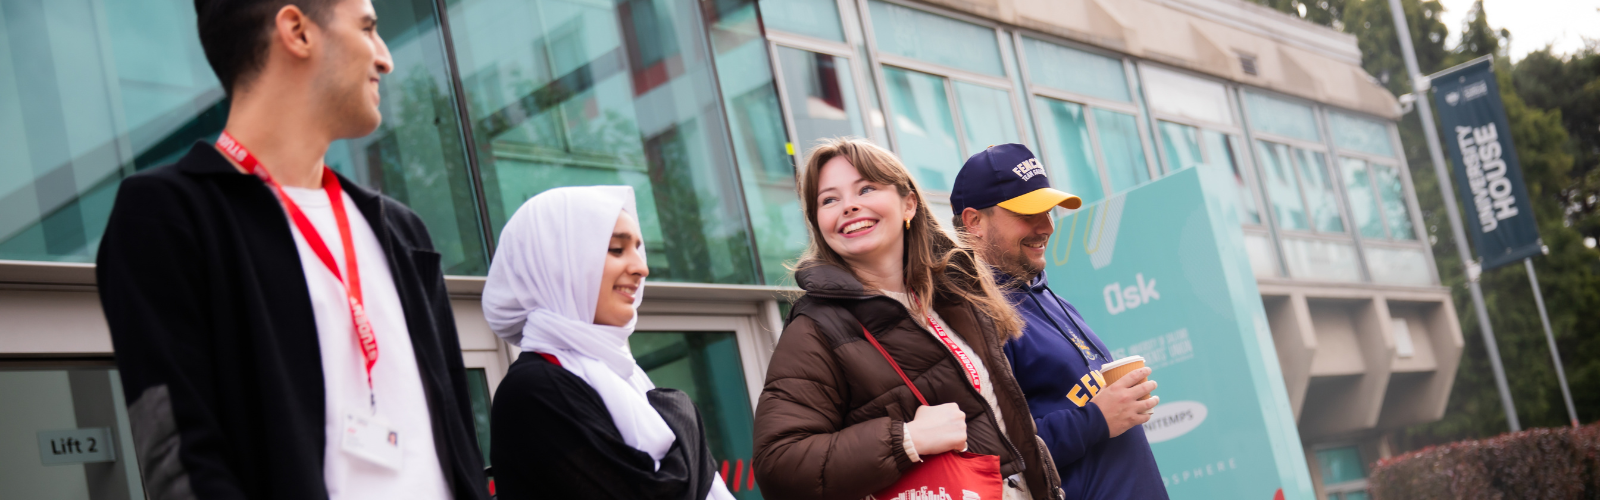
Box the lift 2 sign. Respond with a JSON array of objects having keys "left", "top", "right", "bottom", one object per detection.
[
  {"left": 1043, "top": 166, "right": 1314, "bottom": 500},
  {"left": 1432, "top": 58, "right": 1541, "bottom": 270}
]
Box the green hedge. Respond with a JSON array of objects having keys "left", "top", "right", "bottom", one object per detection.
[{"left": 1370, "top": 423, "right": 1600, "bottom": 499}]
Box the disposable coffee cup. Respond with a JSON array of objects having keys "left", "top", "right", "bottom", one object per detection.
[{"left": 1099, "top": 356, "right": 1150, "bottom": 401}]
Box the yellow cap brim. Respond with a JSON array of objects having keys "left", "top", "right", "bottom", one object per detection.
[{"left": 996, "top": 187, "right": 1083, "bottom": 214}]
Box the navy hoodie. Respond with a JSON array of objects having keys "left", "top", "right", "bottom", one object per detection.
[{"left": 1001, "top": 271, "right": 1169, "bottom": 499}]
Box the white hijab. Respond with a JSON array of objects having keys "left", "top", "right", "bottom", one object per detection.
[{"left": 481, "top": 186, "right": 676, "bottom": 467}]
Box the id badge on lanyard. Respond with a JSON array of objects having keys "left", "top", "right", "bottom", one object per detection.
[{"left": 218, "top": 132, "right": 401, "bottom": 470}]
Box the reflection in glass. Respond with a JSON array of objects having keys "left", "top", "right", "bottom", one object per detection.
[
  {"left": 1340, "top": 157, "right": 1385, "bottom": 238},
  {"left": 1374, "top": 165, "right": 1417, "bottom": 240},
  {"left": 712, "top": 0, "right": 805, "bottom": 285},
  {"left": 0, "top": 0, "right": 487, "bottom": 274},
  {"left": 953, "top": 81, "right": 1019, "bottom": 157},
  {"left": 1297, "top": 148, "right": 1344, "bottom": 233},
  {"left": 1159, "top": 121, "right": 1202, "bottom": 173},
  {"left": 1257, "top": 141, "right": 1309, "bottom": 231},
  {"left": 631, "top": 331, "right": 762, "bottom": 499},
  {"left": 1095, "top": 109, "right": 1149, "bottom": 193},
  {"left": 328, "top": 0, "right": 489, "bottom": 275},
  {"left": 0, "top": 368, "right": 144, "bottom": 498},
  {"left": 1034, "top": 97, "right": 1104, "bottom": 204},
  {"left": 1205, "top": 131, "right": 1260, "bottom": 224},
  {"left": 778, "top": 47, "right": 864, "bottom": 152},
  {"left": 0, "top": 0, "right": 222, "bottom": 262},
  {"left": 1243, "top": 91, "right": 1320, "bottom": 142},
  {"left": 466, "top": 368, "right": 493, "bottom": 465},
  {"left": 1366, "top": 246, "right": 1431, "bottom": 285},
  {"left": 757, "top": 0, "right": 845, "bottom": 42},
  {"left": 1021, "top": 37, "right": 1129, "bottom": 102},
  {"left": 883, "top": 66, "right": 961, "bottom": 191},
  {"left": 446, "top": 0, "right": 759, "bottom": 284},
  {"left": 1281, "top": 236, "right": 1361, "bottom": 282},
  {"left": 1315, "top": 446, "right": 1367, "bottom": 484},
  {"left": 867, "top": 0, "right": 1004, "bottom": 77},
  {"left": 1141, "top": 65, "right": 1233, "bottom": 125},
  {"left": 1328, "top": 110, "right": 1394, "bottom": 157}
]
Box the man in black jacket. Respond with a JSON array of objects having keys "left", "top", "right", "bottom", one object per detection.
[{"left": 95, "top": 0, "right": 487, "bottom": 498}]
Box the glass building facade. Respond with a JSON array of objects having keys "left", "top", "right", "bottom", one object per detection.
[{"left": 0, "top": 0, "right": 1436, "bottom": 497}]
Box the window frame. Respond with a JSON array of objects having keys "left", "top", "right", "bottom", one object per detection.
[
  {"left": 1013, "top": 33, "right": 1156, "bottom": 198},
  {"left": 1325, "top": 105, "right": 1438, "bottom": 286},
  {"left": 764, "top": 31, "right": 872, "bottom": 159},
  {"left": 857, "top": 0, "right": 1032, "bottom": 197}
]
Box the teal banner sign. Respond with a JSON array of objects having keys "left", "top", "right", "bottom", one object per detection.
[{"left": 1044, "top": 166, "right": 1313, "bottom": 500}]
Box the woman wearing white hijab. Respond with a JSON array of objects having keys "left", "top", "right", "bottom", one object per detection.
[{"left": 483, "top": 186, "right": 735, "bottom": 500}]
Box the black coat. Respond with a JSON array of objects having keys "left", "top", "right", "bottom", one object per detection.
[
  {"left": 96, "top": 143, "right": 488, "bottom": 500},
  {"left": 491, "top": 352, "right": 718, "bottom": 500}
]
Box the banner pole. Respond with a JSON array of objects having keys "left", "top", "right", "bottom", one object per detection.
[
  {"left": 1525, "top": 258, "right": 1580, "bottom": 427},
  {"left": 1387, "top": 0, "right": 1520, "bottom": 431}
]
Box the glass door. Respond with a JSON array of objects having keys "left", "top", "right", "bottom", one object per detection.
[{"left": 634, "top": 314, "right": 771, "bottom": 499}]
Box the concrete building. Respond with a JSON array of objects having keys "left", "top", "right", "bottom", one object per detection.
[{"left": 0, "top": 0, "right": 1459, "bottom": 498}]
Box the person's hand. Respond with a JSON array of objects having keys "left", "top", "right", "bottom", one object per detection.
[
  {"left": 1091, "top": 367, "right": 1159, "bottom": 438},
  {"left": 905, "top": 403, "right": 967, "bottom": 455}
]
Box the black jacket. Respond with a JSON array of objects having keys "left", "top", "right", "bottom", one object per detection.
[
  {"left": 96, "top": 143, "right": 488, "bottom": 500},
  {"left": 490, "top": 352, "right": 718, "bottom": 500}
]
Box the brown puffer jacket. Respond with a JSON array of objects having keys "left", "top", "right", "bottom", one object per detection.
[{"left": 753, "top": 264, "right": 1062, "bottom": 500}]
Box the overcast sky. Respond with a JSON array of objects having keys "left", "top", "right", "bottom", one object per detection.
[{"left": 1435, "top": 0, "right": 1600, "bottom": 60}]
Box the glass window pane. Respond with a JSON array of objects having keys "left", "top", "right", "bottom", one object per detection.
[
  {"left": 1020, "top": 37, "right": 1129, "bottom": 102},
  {"left": 1034, "top": 97, "right": 1104, "bottom": 204},
  {"left": 1243, "top": 91, "right": 1320, "bottom": 142},
  {"left": 0, "top": 0, "right": 490, "bottom": 275},
  {"left": 778, "top": 47, "right": 865, "bottom": 149},
  {"left": 631, "top": 331, "right": 763, "bottom": 498},
  {"left": 1297, "top": 149, "right": 1345, "bottom": 233},
  {"left": 1159, "top": 121, "right": 1202, "bottom": 173},
  {"left": 1374, "top": 165, "right": 1417, "bottom": 240},
  {"left": 1282, "top": 236, "right": 1361, "bottom": 281},
  {"left": 1328, "top": 110, "right": 1395, "bottom": 157},
  {"left": 448, "top": 0, "right": 759, "bottom": 284},
  {"left": 0, "top": 368, "right": 145, "bottom": 497},
  {"left": 883, "top": 66, "right": 961, "bottom": 191},
  {"left": 1345, "top": 492, "right": 1370, "bottom": 500},
  {"left": 953, "top": 82, "right": 1019, "bottom": 156},
  {"left": 712, "top": 1, "right": 805, "bottom": 285},
  {"left": 867, "top": 0, "right": 1004, "bottom": 77},
  {"left": 0, "top": 0, "right": 220, "bottom": 263},
  {"left": 757, "top": 0, "right": 845, "bottom": 42},
  {"left": 327, "top": 0, "right": 490, "bottom": 275},
  {"left": 1095, "top": 109, "right": 1149, "bottom": 193},
  {"left": 1257, "top": 141, "right": 1309, "bottom": 231},
  {"left": 1142, "top": 65, "right": 1233, "bottom": 125},
  {"left": 1340, "top": 157, "right": 1385, "bottom": 238},
  {"left": 466, "top": 368, "right": 493, "bottom": 465},
  {"left": 1315, "top": 446, "right": 1367, "bottom": 484},
  {"left": 1207, "top": 132, "right": 1261, "bottom": 224},
  {"left": 1244, "top": 232, "right": 1279, "bottom": 277},
  {"left": 1366, "top": 246, "right": 1431, "bottom": 285}
]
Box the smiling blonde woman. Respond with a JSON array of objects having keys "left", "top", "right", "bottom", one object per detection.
[{"left": 751, "top": 138, "right": 1063, "bottom": 500}]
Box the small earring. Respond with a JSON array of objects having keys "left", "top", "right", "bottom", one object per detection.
[{"left": 905, "top": 218, "right": 912, "bottom": 230}]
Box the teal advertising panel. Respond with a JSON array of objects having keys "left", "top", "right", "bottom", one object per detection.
[{"left": 1044, "top": 166, "right": 1313, "bottom": 500}]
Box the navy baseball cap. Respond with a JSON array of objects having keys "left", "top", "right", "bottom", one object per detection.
[{"left": 950, "top": 143, "right": 1082, "bottom": 217}]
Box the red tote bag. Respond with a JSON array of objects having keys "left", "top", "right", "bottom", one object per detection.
[{"left": 860, "top": 325, "right": 1004, "bottom": 500}]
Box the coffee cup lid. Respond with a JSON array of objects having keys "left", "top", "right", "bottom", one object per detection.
[{"left": 1100, "top": 355, "right": 1146, "bottom": 371}]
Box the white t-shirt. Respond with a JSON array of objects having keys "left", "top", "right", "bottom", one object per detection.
[
  {"left": 281, "top": 186, "right": 452, "bottom": 500},
  {"left": 882, "top": 291, "right": 1031, "bottom": 500}
]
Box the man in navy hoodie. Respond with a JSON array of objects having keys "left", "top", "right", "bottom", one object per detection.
[{"left": 953, "top": 144, "right": 1169, "bottom": 499}]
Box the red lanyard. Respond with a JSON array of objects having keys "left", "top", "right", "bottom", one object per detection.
[
  {"left": 910, "top": 293, "right": 982, "bottom": 392},
  {"left": 217, "top": 132, "right": 380, "bottom": 406}
]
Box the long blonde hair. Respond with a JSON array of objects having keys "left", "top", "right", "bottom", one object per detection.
[{"left": 794, "top": 137, "right": 1023, "bottom": 340}]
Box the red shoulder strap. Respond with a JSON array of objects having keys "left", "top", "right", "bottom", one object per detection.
[
  {"left": 860, "top": 323, "right": 929, "bottom": 406},
  {"left": 537, "top": 352, "right": 561, "bottom": 367}
]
